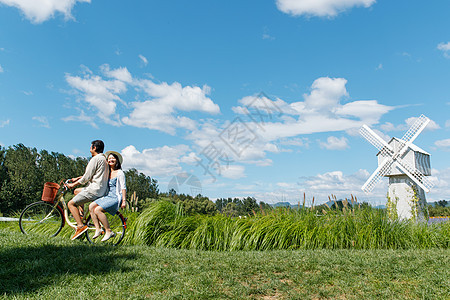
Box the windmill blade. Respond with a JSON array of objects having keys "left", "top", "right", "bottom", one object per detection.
[
  {"left": 394, "top": 158, "right": 434, "bottom": 193},
  {"left": 388, "top": 115, "right": 430, "bottom": 172},
  {"left": 359, "top": 125, "right": 393, "bottom": 152},
  {"left": 395, "top": 115, "right": 430, "bottom": 158},
  {"left": 401, "top": 114, "right": 430, "bottom": 143},
  {"left": 362, "top": 157, "right": 394, "bottom": 193}
]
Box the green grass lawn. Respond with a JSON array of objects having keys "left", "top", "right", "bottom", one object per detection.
[{"left": 1, "top": 225, "right": 449, "bottom": 299}]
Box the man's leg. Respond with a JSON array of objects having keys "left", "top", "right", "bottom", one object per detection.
[
  {"left": 69, "top": 190, "right": 95, "bottom": 240},
  {"left": 68, "top": 200, "right": 84, "bottom": 228},
  {"left": 74, "top": 188, "right": 84, "bottom": 217}
]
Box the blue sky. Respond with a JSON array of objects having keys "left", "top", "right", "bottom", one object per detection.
[{"left": 1, "top": 0, "right": 450, "bottom": 205}]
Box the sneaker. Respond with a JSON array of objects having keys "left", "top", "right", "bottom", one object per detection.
[
  {"left": 71, "top": 225, "right": 88, "bottom": 240},
  {"left": 92, "top": 230, "right": 104, "bottom": 239},
  {"left": 101, "top": 231, "right": 116, "bottom": 242}
]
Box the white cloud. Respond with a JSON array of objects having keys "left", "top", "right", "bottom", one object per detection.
[
  {"left": 262, "top": 33, "right": 275, "bottom": 40},
  {"left": 138, "top": 54, "right": 148, "bottom": 66},
  {"left": 319, "top": 136, "right": 349, "bottom": 150},
  {"left": 428, "top": 168, "right": 450, "bottom": 202},
  {"left": 304, "top": 77, "right": 348, "bottom": 111},
  {"left": 233, "top": 77, "right": 393, "bottom": 142},
  {"left": 262, "top": 27, "right": 275, "bottom": 40},
  {"left": 375, "top": 63, "right": 383, "bottom": 70},
  {"left": 437, "top": 42, "right": 450, "bottom": 58},
  {"left": 0, "top": 65, "right": 3, "bottom": 73},
  {"left": 276, "top": 0, "right": 376, "bottom": 17},
  {"left": 123, "top": 80, "right": 219, "bottom": 135},
  {"left": 0, "top": 119, "right": 10, "bottom": 127},
  {"left": 247, "top": 169, "right": 387, "bottom": 206},
  {"left": 32, "top": 116, "right": 50, "bottom": 128},
  {"left": 65, "top": 66, "right": 127, "bottom": 126},
  {"left": 336, "top": 100, "right": 391, "bottom": 124},
  {"left": 65, "top": 64, "right": 220, "bottom": 133},
  {"left": 0, "top": 0, "right": 91, "bottom": 23},
  {"left": 221, "top": 165, "right": 246, "bottom": 179},
  {"left": 445, "top": 120, "right": 450, "bottom": 128},
  {"left": 62, "top": 110, "right": 98, "bottom": 128},
  {"left": 188, "top": 77, "right": 392, "bottom": 171},
  {"left": 435, "top": 139, "right": 450, "bottom": 150},
  {"left": 121, "top": 144, "right": 194, "bottom": 178},
  {"left": 101, "top": 64, "right": 133, "bottom": 83},
  {"left": 299, "top": 169, "right": 387, "bottom": 204},
  {"left": 380, "top": 121, "right": 400, "bottom": 132},
  {"left": 279, "top": 137, "right": 310, "bottom": 148}
]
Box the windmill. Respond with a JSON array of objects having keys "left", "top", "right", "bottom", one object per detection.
[{"left": 360, "top": 114, "right": 433, "bottom": 221}]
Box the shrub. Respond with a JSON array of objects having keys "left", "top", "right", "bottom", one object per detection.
[{"left": 126, "top": 200, "right": 449, "bottom": 250}]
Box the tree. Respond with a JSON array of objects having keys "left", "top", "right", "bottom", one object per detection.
[
  {"left": 222, "top": 202, "right": 238, "bottom": 217},
  {"left": 241, "top": 197, "right": 259, "bottom": 215},
  {"left": 215, "top": 197, "right": 233, "bottom": 212},
  {"left": 182, "top": 194, "right": 217, "bottom": 215},
  {"left": 0, "top": 146, "right": 6, "bottom": 196},
  {"left": 0, "top": 144, "right": 41, "bottom": 213},
  {"left": 259, "top": 201, "right": 273, "bottom": 213},
  {"left": 38, "top": 150, "right": 59, "bottom": 183},
  {"left": 125, "top": 168, "right": 159, "bottom": 205},
  {"left": 437, "top": 200, "right": 448, "bottom": 208}
]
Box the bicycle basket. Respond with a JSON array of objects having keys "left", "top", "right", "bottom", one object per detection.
[{"left": 41, "top": 182, "right": 60, "bottom": 202}]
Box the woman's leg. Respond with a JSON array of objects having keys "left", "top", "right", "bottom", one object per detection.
[
  {"left": 89, "top": 202, "right": 102, "bottom": 234},
  {"left": 94, "top": 205, "right": 111, "bottom": 234}
]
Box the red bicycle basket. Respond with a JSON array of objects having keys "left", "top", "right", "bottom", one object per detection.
[{"left": 41, "top": 182, "right": 60, "bottom": 202}]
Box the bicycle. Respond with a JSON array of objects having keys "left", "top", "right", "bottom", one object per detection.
[{"left": 19, "top": 180, "right": 127, "bottom": 246}]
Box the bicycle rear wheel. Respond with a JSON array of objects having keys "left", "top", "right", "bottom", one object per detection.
[
  {"left": 85, "top": 211, "right": 126, "bottom": 246},
  {"left": 19, "top": 201, "right": 64, "bottom": 237}
]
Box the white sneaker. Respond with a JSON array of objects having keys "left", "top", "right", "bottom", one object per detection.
[{"left": 101, "top": 232, "right": 116, "bottom": 242}]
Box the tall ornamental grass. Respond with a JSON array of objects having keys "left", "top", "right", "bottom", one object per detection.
[{"left": 125, "top": 200, "right": 449, "bottom": 250}]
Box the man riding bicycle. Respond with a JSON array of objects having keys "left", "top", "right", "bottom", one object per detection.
[{"left": 66, "top": 140, "right": 109, "bottom": 240}]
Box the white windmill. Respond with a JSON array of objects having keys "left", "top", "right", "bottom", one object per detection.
[{"left": 360, "top": 114, "right": 433, "bottom": 221}]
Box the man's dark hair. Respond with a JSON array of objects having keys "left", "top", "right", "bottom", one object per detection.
[
  {"left": 91, "top": 140, "right": 105, "bottom": 153},
  {"left": 108, "top": 153, "right": 122, "bottom": 170}
]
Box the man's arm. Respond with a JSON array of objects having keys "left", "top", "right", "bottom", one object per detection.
[
  {"left": 66, "top": 176, "right": 82, "bottom": 189},
  {"left": 66, "top": 158, "right": 97, "bottom": 189}
]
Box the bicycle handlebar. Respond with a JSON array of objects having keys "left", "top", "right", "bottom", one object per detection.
[{"left": 60, "top": 179, "right": 71, "bottom": 191}]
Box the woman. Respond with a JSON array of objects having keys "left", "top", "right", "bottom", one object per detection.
[{"left": 89, "top": 151, "right": 126, "bottom": 242}]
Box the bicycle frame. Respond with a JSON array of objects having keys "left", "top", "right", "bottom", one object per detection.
[{"left": 47, "top": 184, "right": 85, "bottom": 230}]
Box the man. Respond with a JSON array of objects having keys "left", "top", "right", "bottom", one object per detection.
[{"left": 66, "top": 140, "right": 109, "bottom": 240}]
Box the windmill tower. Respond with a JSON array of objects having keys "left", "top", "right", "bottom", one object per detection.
[{"left": 360, "top": 115, "right": 434, "bottom": 221}]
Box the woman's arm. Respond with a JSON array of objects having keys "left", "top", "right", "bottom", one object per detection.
[
  {"left": 118, "top": 170, "right": 127, "bottom": 209},
  {"left": 121, "top": 189, "right": 127, "bottom": 209}
]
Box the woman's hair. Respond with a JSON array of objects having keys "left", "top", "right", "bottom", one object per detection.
[{"left": 108, "top": 153, "right": 122, "bottom": 170}]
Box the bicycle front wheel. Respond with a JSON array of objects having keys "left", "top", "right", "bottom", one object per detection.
[
  {"left": 19, "top": 201, "right": 64, "bottom": 237},
  {"left": 85, "top": 212, "right": 126, "bottom": 246}
]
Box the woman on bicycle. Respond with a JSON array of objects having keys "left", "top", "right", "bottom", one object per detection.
[{"left": 89, "top": 151, "right": 127, "bottom": 242}]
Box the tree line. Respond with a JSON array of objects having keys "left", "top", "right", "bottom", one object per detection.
[
  {"left": 0, "top": 144, "right": 158, "bottom": 215},
  {"left": 428, "top": 200, "right": 450, "bottom": 217},
  {"left": 0, "top": 144, "right": 271, "bottom": 217}
]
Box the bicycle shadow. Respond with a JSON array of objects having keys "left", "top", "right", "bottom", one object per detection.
[{"left": 0, "top": 241, "right": 138, "bottom": 296}]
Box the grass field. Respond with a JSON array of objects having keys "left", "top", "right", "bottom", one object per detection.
[{"left": 1, "top": 225, "right": 449, "bottom": 299}]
